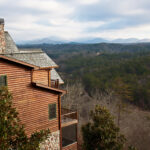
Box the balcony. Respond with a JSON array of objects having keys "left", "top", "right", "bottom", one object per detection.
[
  {"left": 51, "top": 79, "right": 59, "bottom": 88},
  {"left": 61, "top": 108, "right": 78, "bottom": 149},
  {"left": 61, "top": 108, "right": 78, "bottom": 127}
]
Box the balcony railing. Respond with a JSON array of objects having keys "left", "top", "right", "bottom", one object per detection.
[
  {"left": 61, "top": 108, "right": 78, "bottom": 127},
  {"left": 51, "top": 79, "right": 59, "bottom": 88},
  {"left": 61, "top": 108, "right": 78, "bottom": 148}
]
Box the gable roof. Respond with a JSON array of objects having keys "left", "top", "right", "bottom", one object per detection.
[
  {"left": 51, "top": 68, "right": 64, "bottom": 84},
  {"left": 0, "top": 31, "right": 64, "bottom": 84},
  {"left": 5, "top": 31, "right": 19, "bottom": 53},
  {"left": 5, "top": 52, "right": 58, "bottom": 68},
  {"left": 4, "top": 32, "right": 58, "bottom": 68},
  {"left": 0, "top": 55, "right": 37, "bottom": 69}
]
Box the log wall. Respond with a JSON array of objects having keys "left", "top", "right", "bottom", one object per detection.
[
  {"left": 33, "top": 69, "right": 50, "bottom": 86},
  {"left": 0, "top": 59, "right": 59, "bottom": 135}
]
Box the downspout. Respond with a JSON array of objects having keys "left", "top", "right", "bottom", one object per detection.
[{"left": 58, "top": 94, "right": 62, "bottom": 150}]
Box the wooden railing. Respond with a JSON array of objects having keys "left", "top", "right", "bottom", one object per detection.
[
  {"left": 51, "top": 79, "right": 59, "bottom": 88},
  {"left": 61, "top": 108, "right": 77, "bottom": 125},
  {"left": 61, "top": 108, "right": 78, "bottom": 148}
]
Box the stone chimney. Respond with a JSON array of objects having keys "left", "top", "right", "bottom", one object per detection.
[{"left": 0, "top": 18, "right": 5, "bottom": 54}]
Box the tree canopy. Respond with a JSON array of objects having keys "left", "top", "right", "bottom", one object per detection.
[{"left": 59, "top": 51, "right": 150, "bottom": 110}]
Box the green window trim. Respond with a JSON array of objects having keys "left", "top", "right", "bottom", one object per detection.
[
  {"left": 0, "top": 75, "right": 7, "bottom": 87},
  {"left": 48, "top": 103, "right": 57, "bottom": 120}
]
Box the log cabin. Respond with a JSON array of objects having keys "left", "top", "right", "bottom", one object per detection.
[{"left": 0, "top": 18, "right": 78, "bottom": 150}]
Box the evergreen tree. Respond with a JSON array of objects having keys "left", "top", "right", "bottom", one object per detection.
[
  {"left": 82, "top": 105, "right": 126, "bottom": 150},
  {"left": 0, "top": 87, "right": 50, "bottom": 150}
]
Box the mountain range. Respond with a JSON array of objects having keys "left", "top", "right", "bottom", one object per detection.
[{"left": 17, "top": 37, "right": 150, "bottom": 45}]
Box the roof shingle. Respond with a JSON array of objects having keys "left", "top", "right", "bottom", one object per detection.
[
  {"left": 5, "top": 52, "right": 58, "bottom": 68},
  {"left": 1, "top": 31, "right": 64, "bottom": 84}
]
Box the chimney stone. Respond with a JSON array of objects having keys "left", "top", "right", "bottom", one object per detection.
[{"left": 0, "top": 18, "right": 5, "bottom": 54}]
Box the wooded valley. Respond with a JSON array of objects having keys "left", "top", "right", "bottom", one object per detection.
[{"left": 19, "top": 43, "right": 150, "bottom": 149}]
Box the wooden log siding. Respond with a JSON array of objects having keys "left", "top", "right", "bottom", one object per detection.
[
  {"left": 0, "top": 59, "right": 59, "bottom": 135},
  {"left": 32, "top": 69, "right": 50, "bottom": 86}
]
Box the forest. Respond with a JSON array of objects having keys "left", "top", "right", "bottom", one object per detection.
[
  {"left": 59, "top": 51, "right": 150, "bottom": 110},
  {"left": 19, "top": 43, "right": 150, "bottom": 149},
  {"left": 18, "top": 43, "right": 150, "bottom": 110}
]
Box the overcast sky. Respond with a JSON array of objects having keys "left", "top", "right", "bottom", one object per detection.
[{"left": 1, "top": 0, "right": 150, "bottom": 41}]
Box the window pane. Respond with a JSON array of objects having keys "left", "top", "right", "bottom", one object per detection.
[
  {"left": 49, "top": 103, "right": 56, "bottom": 119},
  {"left": 0, "top": 75, "right": 7, "bottom": 87}
]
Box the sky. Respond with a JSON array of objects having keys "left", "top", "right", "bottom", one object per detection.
[{"left": 1, "top": 0, "right": 150, "bottom": 41}]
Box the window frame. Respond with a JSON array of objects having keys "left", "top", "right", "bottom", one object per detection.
[
  {"left": 48, "top": 103, "right": 57, "bottom": 120},
  {"left": 0, "top": 74, "right": 7, "bottom": 87}
]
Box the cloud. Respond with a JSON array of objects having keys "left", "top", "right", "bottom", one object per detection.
[
  {"left": 0, "top": 0, "right": 150, "bottom": 41},
  {"left": 77, "top": 0, "right": 100, "bottom": 5}
]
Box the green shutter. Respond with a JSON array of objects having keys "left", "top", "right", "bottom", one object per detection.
[
  {"left": 49, "top": 103, "right": 56, "bottom": 120},
  {"left": 0, "top": 75, "right": 7, "bottom": 87}
]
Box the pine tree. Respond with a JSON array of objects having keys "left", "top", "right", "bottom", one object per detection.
[
  {"left": 82, "top": 105, "right": 126, "bottom": 150},
  {"left": 0, "top": 87, "right": 50, "bottom": 150}
]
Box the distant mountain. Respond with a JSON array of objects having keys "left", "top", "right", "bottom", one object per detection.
[
  {"left": 111, "top": 38, "right": 150, "bottom": 43},
  {"left": 75, "top": 38, "right": 108, "bottom": 44},
  {"left": 17, "top": 36, "right": 150, "bottom": 45},
  {"left": 17, "top": 36, "right": 68, "bottom": 45},
  {"left": 138, "top": 39, "right": 150, "bottom": 43},
  {"left": 111, "top": 38, "right": 139, "bottom": 43}
]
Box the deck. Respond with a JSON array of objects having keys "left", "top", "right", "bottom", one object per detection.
[
  {"left": 61, "top": 108, "right": 78, "bottom": 127},
  {"left": 61, "top": 108, "right": 78, "bottom": 150}
]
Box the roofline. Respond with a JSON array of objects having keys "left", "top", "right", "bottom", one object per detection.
[
  {"left": 39, "top": 65, "right": 59, "bottom": 69},
  {"left": 7, "top": 52, "right": 44, "bottom": 54},
  {"left": 0, "top": 55, "right": 58, "bottom": 69},
  {"left": 0, "top": 55, "right": 39, "bottom": 69},
  {"left": 32, "top": 82, "right": 66, "bottom": 94}
]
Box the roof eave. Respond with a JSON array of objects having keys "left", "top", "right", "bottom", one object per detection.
[
  {"left": 39, "top": 65, "right": 59, "bottom": 70},
  {"left": 32, "top": 82, "right": 66, "bottom": 95},
  {"left": 0, "top": 55, "right": 39, "bottom": 69}
]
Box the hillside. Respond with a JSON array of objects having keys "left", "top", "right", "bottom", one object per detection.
[
  {"left": 18, "top": 43, "right": 150, "bottom": 110},
  {"left": 18, "top": 42, "right": 150, "bottom": 59},
  {"left": 19, "top": 43, "right": 150, "bottom": 149},
  {"left": 59, "top": 51, "right": 150, "bottom": 110}
]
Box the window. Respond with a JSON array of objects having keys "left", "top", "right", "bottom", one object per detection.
[
  {"left": 0, "top": 75, "right": 7, "bottom": 87},
  {"left": 48, "top": 103, "right": 56, "bottom": 120}
]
